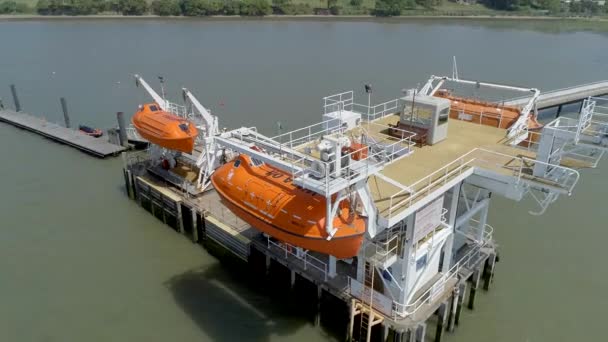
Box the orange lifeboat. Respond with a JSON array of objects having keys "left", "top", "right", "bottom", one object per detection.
[
  {"left": 132, "top": 103, "right": 198, "bottom": 153},
  {"left": 211, "top": 154, "right": 366, "bottom": 259},
  {"left": 434, "top": 90, "right": 542, "bottom": 131}
]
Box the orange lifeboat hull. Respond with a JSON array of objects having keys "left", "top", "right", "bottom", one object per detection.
[
  {"left": 211, "top": 155, "right": 366, "bottom": 259},
  {"left": 132, "top": 103, "right": 198, "bottom": 153},
  {"left": 435, "top": 91, "right": 542, "bottom": 130}
]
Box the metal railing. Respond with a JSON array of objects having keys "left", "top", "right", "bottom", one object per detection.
[
  {"left": 271, "top": 118, "right": 343, "bottom": 150},
  {"left": 385, "top": 148, "right": 580, "bottom": 220},
  {"left": 452, "top": 107, "right": 505, "bottom": 129},
  {"left": 323, "top": 90, "right": 401, "bottom": 123},
  {"left": 267, "top": 236, "right": 328, "bottom": 281},
  {"left": 266, "top": 120, "right": 416, "bottom": 197},
  {"left": 391, "top": 238, "right": 487, "bottom": 318},
  {"left": 354, "top": 99, "right": 401, "bottom": 122},
  {"left": 323, "top": 91, "right": 354, "bottom": 115},
  {"left": 457, "top": 218, "right": 494, "bottom": 245},
  {"left": 165, "top": 101, "right": 188, "bottom": 118},
  {"left": 367, "top": 232, "right": 401, "bottom": 267}
]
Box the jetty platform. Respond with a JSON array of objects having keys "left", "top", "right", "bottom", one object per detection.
[
  {"left": 506, "top": 80, "right": 608, "bottom": 109},
  {"left": 0, "top": 109, "right": 125, "bottom": 158}
]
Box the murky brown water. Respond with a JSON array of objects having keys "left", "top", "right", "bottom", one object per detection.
[{"left": 0, "top": 18, "right": 607, "bottom": 341}]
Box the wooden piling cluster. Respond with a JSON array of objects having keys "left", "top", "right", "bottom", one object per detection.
[{"left": 123, "top": 163, "right": 500, "bottom": 342}]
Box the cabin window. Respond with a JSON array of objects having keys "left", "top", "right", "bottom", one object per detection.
[
  {"left": 438, "top": 107, "right": 449, "bottom": 125},
  {"left": 234, "top": 159, "right": 241, "bottom": 168},
  {"left": 251, "top": 158, "right": 264, "bottom": 167},
  {"left": 149, "top": 105, "right": 159, "bottom": 112}
]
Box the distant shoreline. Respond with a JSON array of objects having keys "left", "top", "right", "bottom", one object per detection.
[{"left": 1, "top": 14, "right": 607, "bottom": 22}]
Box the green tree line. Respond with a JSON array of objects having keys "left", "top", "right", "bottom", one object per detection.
[
  {"left": 1, "top": 0, "right": 603, "bottom": 17},
  {"left": 0, "top": 0, "right": 33, "bottom": 13},
  {"left": 373, "top": 0, "right": 607, "bottom": 16}
]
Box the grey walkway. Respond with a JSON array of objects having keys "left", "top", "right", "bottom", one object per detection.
[
  {"left": 0, "top": 109, "right": 125, "bottom": 157},
  {"left": 506, "top": 80, "right": 608, "bottom": 109}
]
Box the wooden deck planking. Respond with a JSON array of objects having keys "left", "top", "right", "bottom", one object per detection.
[{"left": 0, "top": 109, "right": 125, "bottom": 157}]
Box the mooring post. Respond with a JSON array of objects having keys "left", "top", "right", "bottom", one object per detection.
[
  {"left": 191, "top": 210, "right": 199, "bottom": 243},
  {"left": 448, "top": 287, "right": 459, "bottom": 332},
  {"left": 60, "top": 97, "right": 71, "bottom": 128},
  {"left": 415, "top": 323, "right": 426, "bottom": 342},
  {"left": 455, "top": 283, "right": 466, "bottom": 326},
  {"left": 315, "top": 285, "right": 322, "bottom": 326},
  {"left": 383, "top": 324, "right": 390, "bottom": 342},
  {"left": 435, "top": 302, "right": 447, "bottom": 342},
  {"left": 394, "top": 329, "right": 404, "bottom": 342},
  {"left": 346, "top": 300, "right": 354, "bottom": 342},
  {"left": 468, "top": 268, "right": 482, "bottom": 310},
  {"left": 10, "top": 84, "right": 21, "bottom": 112},
  {"left": 483, "top": 253, "right": 497, "bottom": 291},
  {"left": 347, "top": 299, "right": 355, "bottom": 341},
  {"left": 265, "top": 255, "right": 271, "bottom": 276},
  {"left": 176, "top": 202, "right": 184, "bottom": 234},
  {"left": 290, "top": 270, "right": 296, "bottom": 291},
  {"left": 117, "top": 111, "right": 128, "bottom": 147},
  {"left": 406, "top": 327, "right": 415, "bottom": 342},
  {"left": 124, "top": 169, "right": 134, "bottom": 199}
]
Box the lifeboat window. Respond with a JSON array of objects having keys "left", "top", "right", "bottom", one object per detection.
[
  {"left": 234, "top": 159, "right": 241, "bottom": 168},
  {"left": 251, "top": 158, "right": 264, "bottom": 167},
  {"left": 179, "top": 123, "right": 190, "bottom": 132},
  {"left": 149, "top": 105, "right": 159, "bottom": 112}
]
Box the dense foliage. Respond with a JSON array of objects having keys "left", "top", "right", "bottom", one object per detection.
[
  {"left": 374, "top": 0, "right": 416, "bottom": 16},
  {"left": 0, "top": 1, "right": 31, "bottom": 13},
  {"left": 21, "top": 0, "right": 608, "bottom": 17},
  {"left": 151, "top": 0, "right": 180, "bottom": 15}
]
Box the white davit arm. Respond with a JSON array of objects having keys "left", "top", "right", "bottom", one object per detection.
[
  {"left": 182, "top": 88, "right": 219, "bottom": 136},
  {"left": 134, "top": 74, "right": 167, "bottom": 110}
]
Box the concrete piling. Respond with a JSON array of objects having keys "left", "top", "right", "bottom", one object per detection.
[
  {"left": 448, "top": 287, "right": 459, "bottom": 332},
  {"left": 415, "top": 323, "right": 426, "bottom": 342},
  {"left": 468, "top": 268, "right": 482, "bottom": 310},
  {"left": 117, "top": 111, "right": 128, "bottom": 147},
  {"left": 265, "top": 255, "right": 271, "bottom": 276},
  {"left": 10, "top": 84, "right": 21, "bottom": 112},
  {"left": 483, "top": 253, "right": 497, "bottom": 291},
  {"left": 60, "top": 97, "right": 70, "bottom": 128},
  {"left": 314, "top": 285, "right": 322, "bottom": 327},
  {"left": 454, "top": 283, "right": 466, "bottom": 326},
  {"left": 434, "top": 302, "right": 447, "bottom": 342},
  {"left": 176, "top": 202, "right": 184, "bottom": 234},
  {"left": 191, "top": 210, "right": 198, "bottom": 242}
]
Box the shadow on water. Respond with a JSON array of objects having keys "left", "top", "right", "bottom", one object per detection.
[{"left": 165, "top": 256, "right": 340, "bottom": 342}]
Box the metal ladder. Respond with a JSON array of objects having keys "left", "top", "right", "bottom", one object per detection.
[{"left": 358, "top": 261, "right": 375, "bottom": 342}]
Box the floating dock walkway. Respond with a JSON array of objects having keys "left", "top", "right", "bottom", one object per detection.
[
  {"left": 506, "top": 80, "right": 608, "bottom": 109},
  {"left": 0, "top": 109, "right": 126, "bottom": 158}
]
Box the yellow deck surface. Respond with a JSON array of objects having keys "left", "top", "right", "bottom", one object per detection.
[{"left": 359, "top": 115, "right": 538, "bottom": 217}]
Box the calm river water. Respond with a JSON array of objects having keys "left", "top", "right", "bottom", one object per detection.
[{"left": 0, "top": 18, "right": 607, "bottom": 342}]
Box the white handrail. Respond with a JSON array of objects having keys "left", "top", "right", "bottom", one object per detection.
[
  {"left": 385, "top": 148, "right": 580, "bottom": 220},
  {"left": 267, "top": 237, "right": 328, "bottom": 281},
  {"left": 390, "top": 237, "right": 489, "bottom": 318}
]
